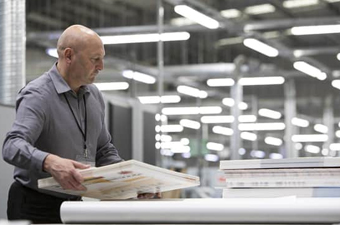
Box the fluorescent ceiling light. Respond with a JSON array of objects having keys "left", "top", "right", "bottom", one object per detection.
[
  {"left": 123, "top": 70, "right": 156, "bottom": 84},
  {"left": 238, "top": 148, "right": 246, "bottom": 155},
  {"left": 314, "top": 124, "right": 328, "bottom": 134},
  {"left": 269, "top": 153, "right": 283, "bottom": 159},
  {"left": 239, "top": 122, "right": 286, "bottom": 131},
  {"left": 156, "top": 124, "right": 184, "bottom": 133},
  {"left": 206, "top": 78, "right": 235, "bottom": 87},
  {"left": 293, "top": 61, "right": 327, "bottom": 80},
  {"left": 180, "top": 119, "right": 201, "bottom": 129},
  {"left": 138, "top": 95, "right": 181, "bottom": 104},
  {"left": 212, "top": 126, "right": 234, "bottom": 136},
  {"left": 240, "top": 132, "right": 257, "bottom": 141},
  {"left": 283, "top": 0, "right": 319, "bottom": 8},
  {"left": 291, "top": 117, "right": 309, "bottom": 127},
  {"left": 295, "top": 143, "right": 303, "bottom": 150},
  {"left": 201, "top": 115, "right": 234, "bottom": 124},
  {"left": 245, "top": 4, "right": 276, "bottom": 15},
  {"left": 243, "top": 38, "right": 279, "bottom": 57},
  {"left": 265, "top": 136, "right": 283, "bottom": 146},
  {"left": 330, "top": 143, "right": 340, "bottom": 151},
  {"left": 238, "top": 115, "right": 257, "bottom": 123},
  {"left": 304, "top": 144, "right": 320, "bottom": 154},
  {"left": 222, "top": 98, "right": 248, "bottom": 110},
  {"left": 46, "top": 48, "right": 58, "bottom": 58},
  {"left": 331, "top": 80, "right": 340, "bottom": 90},
  {"left": 291, "top": 134, "right": 328, "bottom": 142},
  {"left": 174, "top": 5, "right": 220, "bottom": 29},
  {"left": 250, "top": 150, "right": 265, "bottom": 158},
  {"left": 155, "top": 114, "right": 167, "bottom": 122},
  {"left": 171, "top": 145, "right": 190, "bottom": 153},
  {"left": 180, "top": 138, "right": 190, "bottom": 145},
  {"left": 177, "top": 85, "right": 208, "bottom": 98},
  {"left": 160, "top": 149, "right": 174, "bottom": 156},
  {"left": 100, "top": 32, "right": 190, "bottom": 44},
  {"left": 220, "top": 9, "right": 241, "bottom": 18},
  {"left": 258, "top": 108, "right": 282, "bottom": 119},
  {"left": 206, "top": 142, "right": 224, "bottom": 151},
  {"left": 291, "top": 24, "right": 340, "bottom": 35},
  {"left": 336, "top": 130, "right": 340, "bottom": 138},
  {"left": 337, "top": 53, "right": 340, "bottom": 61},
  {"left": 162, "top": 106, "right": 222, "bottom": 115},
  {"left": 170, "top": 17, "right": 196, "bottom": 26},
  {"left": 204, "top": 154, "right": 219, "bottom": 162},
  {"left": 94, "top": 82, "right": 129, "bottom": 91},
  {"left": 239, "top": 76, "right": 285, "bottom": 86},
  {"left": 155, "top": 134, "right": 172, "bottom": 142}
]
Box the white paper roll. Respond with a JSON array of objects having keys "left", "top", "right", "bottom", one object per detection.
[{"left": 61, "top": 198, "right": 340, "bottom": 224}]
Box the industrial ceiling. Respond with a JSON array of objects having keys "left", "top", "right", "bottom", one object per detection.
[{"left": 25, "top": 0, "right": 340, "bottom": 161}]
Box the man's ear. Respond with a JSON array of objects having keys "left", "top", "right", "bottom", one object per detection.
[{"left": 64, "top": 48, "right": 73, "bottom": 63}]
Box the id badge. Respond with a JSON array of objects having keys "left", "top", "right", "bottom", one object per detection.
[{"left": 75, "top": 154, "right": 95, "bottom": 167}]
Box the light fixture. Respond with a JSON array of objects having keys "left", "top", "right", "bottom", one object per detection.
[
  {"left": 94, "top": 82, "right": 129, "bottom": 91},
  {"left": 171, "top": 145, "right": 191, "bottom": 153},
  {"left": 269, "top": 153, "right": 283, "bottom": 159},
  {"left": 177, "top": 85, "right": 208, "bottom": 98},
  {"left": 330, "top": 143, "right": 340, "bottom": 151},
  {"left": 180, "top": 138, "right": 190, "bottom": 145},
  {"left": 123, "top": 70, "right": 156, "bottom": 84},
  {"left": 314, "top": 124, "right": 328, "bottom": 134},
  {"left": 162, "top": 106, "right": 222, "bottom": 115},
  {"left": 240, "top": 132, "right": 257, "bottom": 141},
  {"left": 291, "top": 24, "right": 340, "bottom": 36},
  {"left": 156, "top": 134, "right": 172, "bottom": 142},
  {"left": 291, "top": 117, "right": 309, "bottom": 127},
  {"left": 250, "top": 150, "right": 265, "bottom": 158},
  {"left": 258, "top": 108, "right": 282, "bottom": 119},
  {"left": 220, "top": 9, "right": 241, "bottom": 18},
  {"left": 332, "top": 80, "right": 340, "bottom": 90},
  {"left": 239, "top": 122, "right": 285, "bottom": 131},
  {"left": 239, "top": 76, "right": 285, "bottom": 85},
  {"left": 180, "top": 119, "right": 201, "bottom": 129},
  {"left": 201, "top": 115, "right": 234, "bottom": 124},
  {"left": 293, "top": 61, "right": 327, "bottom": 80},
  {"left": 204, "top": 154, "right": 219, "bottom": 162},
  {"left": 244, "top": 4, "right": 276, "bottom": 15},
  {"left": 206, "top": 78, "right": 235, "bottom": 87},
  {"left": 283, "top": 0, "right": 319, "bottom": 8},
  {"left": 295, "top": 143, "right": 303, "bottom": 150},
  {"left": 156, "top": 124, "right": 184, "bottom": 133},
  {"left": 100, "top": 32, "right": 190, "bottom": 44},
  {"left": 336, "top": 130, "right": 340, "bottom": 138},
  {"left": 222, "top": 98, "right": 248, "bottom": 110},
  {"left": 304, "top": 145, "right": 320, "bottom": 154},
  {"left": 265, "top": 137, "right": 283, "bottom": 146},
  {"left": 212, "top": 126, "right": 234, "bottom": 136},
  {"left": 243, "top": 38, "right": 279, "bottom": 57},
  {"left": 138, "top": 95, "right": 181, "bottom": 104},
  {"left": 174, "top": 5, "right": 220, "bottom": 29},
  {"left": 206, "top": 142, "right": 224, "bottom": 151},
  {"left": 291, "top": 134, "right": 328, "bottom": 142},
  {"left": 170, "top": 17, "right": 196, "bottom": 26},
  {"left": 46, "top": 48, "right": 58, "bottom": 58},
  {"left": 337, "top": 53, "right": 340, "bottom": 61},
  {"left": 155, "top": 114, "right": 167, "bottom": 122},
  {"left": 238, "top": 115, "right": 257, "bottom": 123}
]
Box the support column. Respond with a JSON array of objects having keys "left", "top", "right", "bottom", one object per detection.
[
  {"left": 323, "top": 94, "right": 334, "bottom": 156},
  {"left": 284, "top": 78, "right": 297, "bottom": 158},
  {"left": 0, "top": 0, "right": 25, "bottom": 106},
  {"left": 230, "top": 55, "right": 246, "bottom": 160}
]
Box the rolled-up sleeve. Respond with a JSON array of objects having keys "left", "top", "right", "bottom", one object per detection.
[{"left": 2, "top": 89, "right": 49, "bottom": 172}]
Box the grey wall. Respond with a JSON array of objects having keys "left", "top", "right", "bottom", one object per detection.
[{"left": 0, "top": 104, "right": 15, "bottom": 219}]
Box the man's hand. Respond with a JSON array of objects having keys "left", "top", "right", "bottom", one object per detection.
[
  {"left": 43, "top": 154, "right": 90, "bottom": 191},
  {"left": 137, "top": 192, "right": 162, "bottom": 199}
]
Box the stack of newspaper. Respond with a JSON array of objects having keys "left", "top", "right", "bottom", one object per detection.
[
  {"left": 38, "top": 160, "right": 200, "bottom": 200},
  {"left": 219, "top": 157, "right": 340, "bottom": 198}
]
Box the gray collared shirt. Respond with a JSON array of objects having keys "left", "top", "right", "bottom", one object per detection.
[{"left": 2, "top": 63, "right": 122, "bottom": 197}]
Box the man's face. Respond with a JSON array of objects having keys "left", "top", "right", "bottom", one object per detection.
[{"left": 73, "top": 40, "right": 105, "bottom": 85}]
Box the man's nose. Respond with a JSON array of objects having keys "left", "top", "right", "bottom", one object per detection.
[{"left": 97, "top": 59, "right": 104, "bottom": 71}]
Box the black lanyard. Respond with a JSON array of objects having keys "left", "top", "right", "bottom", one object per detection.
[{"left": 63, "top": 93, "right": 88, "bottom": 158}]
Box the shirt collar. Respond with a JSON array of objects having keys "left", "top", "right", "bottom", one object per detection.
[{"left": 49, "top": 62, "right": 90, "bottom": 96}]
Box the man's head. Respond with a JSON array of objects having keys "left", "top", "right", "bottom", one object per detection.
[{"left": 57, "top": 25, "right": 105, "bottom": 91}]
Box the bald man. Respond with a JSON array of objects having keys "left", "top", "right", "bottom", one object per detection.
[{"left": 2, "top": 25, "right": 123, "bottom": 223}]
